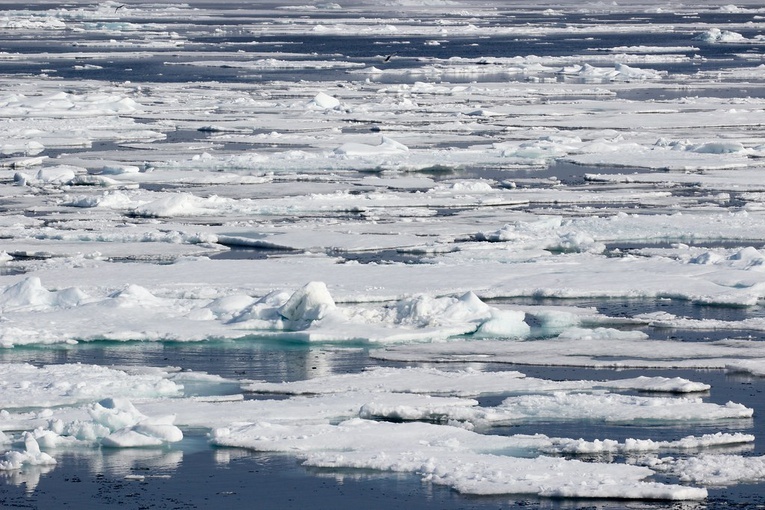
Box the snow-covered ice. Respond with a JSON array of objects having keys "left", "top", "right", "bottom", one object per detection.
[{"left": 2, "top": 0, "right": 765, "bottom": 506}]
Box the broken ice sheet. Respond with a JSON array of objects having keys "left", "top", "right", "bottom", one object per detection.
[
  {"left": 244, "top": 366, "right": 712, "bottom": 396},
  {"left": 3, "top": 0, "right": 765, "bottom": 506},
  {"left": 210, "top": 418, "right": 709, "bottom": 500}
]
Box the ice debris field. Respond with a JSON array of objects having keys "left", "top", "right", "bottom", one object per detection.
[{"left": 3, "top": 0, "right": 765, "bottom": 506}]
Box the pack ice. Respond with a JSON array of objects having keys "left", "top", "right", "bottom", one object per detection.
[{"left": 2, "top": 0, "right": 765, "bottom": 505}]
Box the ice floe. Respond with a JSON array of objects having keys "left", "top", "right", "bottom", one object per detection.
[
  {"left": 244, "top": 366, "right": 711, "bottom": 396},
  {"left": 653, "top": 453, "right": 765, "bottom": 486},
  {"left": 210, "top": 419, "right": 708, "bottom": 500}
]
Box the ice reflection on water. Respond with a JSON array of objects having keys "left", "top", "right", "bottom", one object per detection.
[{"left": 0, "top": 340, "right": 375, "bottom": 382}]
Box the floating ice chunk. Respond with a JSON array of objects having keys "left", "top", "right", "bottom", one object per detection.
[
  {"left": 691, "top": 141, "right": 746, "bottom": 154},
  {"left": 35, "top": 165, "right": 78, "bottom": 184},
  {"left": 0, "top": 363, "right": 182, "bottom": 409},
  {"left": 0, "top": 91, "right": 139, "bottom": 116},
  {"left": 604, "top": 376, "right": 710, "bottom": 393},
  {"left": 474, "top": 309, "right": 530, "bottom": 338},
  {"left": 554, "top": 231, "right": 606, "bottom": 254},
  {"left": 130, "top": 192, "right": 228, "bottom": 217},
  {"left": 464, "top": 108, "right": 502, "bottom": 117},
  {"left": 278, "top": 281, "right": 336, "bottom": 323},
  {"left": 244, "top": 366, "right": 711, "bottom": 397},
  {"left": 0, "top": 433, "right": 56, "bottom": 471},
  {"left": 726, "top": 360, "right": 765, "bottom": 376},
  {"left": 655, "top": 454, "right": 765, "bottom": 486},
  {"left": 14, "top": 165, "right": 84, "bottom": 186},
  {"left": 556, "top": 327, "right": 649, "bottom": 342},
  {"left": 493, "top": 393, "right": 752, "bottom": 424},
  {"left": 532, "top": 310, "right": 582, "bottom": 336},
  {"left": 376, "top": 334, "right": 765, "bottom": 369},
  {"left": 0, "top": 140, "right": 44, "bottom": 156},
  {"left": 334, "top": 136, "right": 409, "bottom": 157},
  {"left": 245, "top": 366, "right": 527, "bottom": 396},
  {"left": 101, "top": 429, "right": 166, "bottom": 447},
  {"left": 613, "top": 62, "right": 664, "bottom": 81},
  {"left": 66, "top": 190, "right": 137, "bottom": 209},
  {"left": 102, "top": 415, "right": 183, "bottom": 448},
  {"left": 211, "top": 419, "right": 706, "bottom": 500},
  {"left": 309, "top": 91, "right": 341, "bottom": 109},
  {"left": 547, "top": 432, "right": 753, "bottom": 455},
  {"left": 696, "top": 28, "right": 746, "bottom": 43},
  {"left": 566, "top": 63, "right": 663, "bottom": 82},
  {"left": 363, "top": 392, "right": 753, "bottom": 426},
  {"left": 92, "top": 398, "right": 183, "bottom": 447},
  {"left": 98, "top": 164, "right": 141, "bottom": 175}
]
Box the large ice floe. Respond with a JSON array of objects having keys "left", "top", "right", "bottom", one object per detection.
[{"left": 3, "top": 0, "right": 765, "bottom": 506}]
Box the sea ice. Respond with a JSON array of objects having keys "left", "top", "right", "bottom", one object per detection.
[
  {"left": 654, "top": 453, "right": 765, "bottom": 485},
  {"left": 244, "top": 366, "right": 711, "bottom": 396},
  {"left": 210, "top": 418, "right": 707, "bottom": 500},
  {"left": 0, "top": 363, "right": 182, "bottom": 408},
  {"left": 2, "top": 0, "right": 765, "bottom": 505},
  {"left": 0, "top": 434, "right": 56, "bottom": 471}
]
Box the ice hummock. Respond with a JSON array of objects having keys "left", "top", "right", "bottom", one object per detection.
[{"left": 0, "top": 278, "right": 534, "bottom": 345}]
